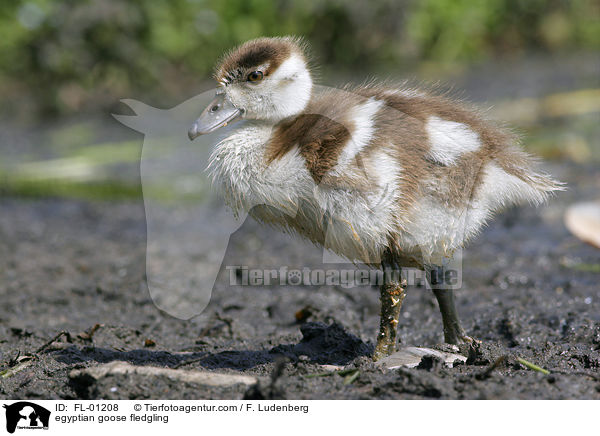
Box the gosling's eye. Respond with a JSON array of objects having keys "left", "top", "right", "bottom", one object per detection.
[{"left": 247, "top": 71, "right": 263, "bottom": 82}]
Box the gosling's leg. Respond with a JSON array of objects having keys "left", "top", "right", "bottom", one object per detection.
[
  {"left": 429, "top": 266, "right": 474, "bottom": 345},
  {"left": 432, "top": 288, "right": 470, "bottom": 345},
  {"left": 373, "top": 255, "right": 406, "bottom": 361}
]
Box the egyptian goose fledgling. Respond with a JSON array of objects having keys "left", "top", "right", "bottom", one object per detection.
[{"left": 188, "top": 37, "right": 563, "bottom": 360}]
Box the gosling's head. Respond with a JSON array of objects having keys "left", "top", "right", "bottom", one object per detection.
[{"left": 189, "top": 37, "right": 312, "bottom": 139}]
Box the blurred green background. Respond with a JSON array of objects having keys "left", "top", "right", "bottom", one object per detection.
[{"left": 0, "top": 0, "right": 598, "bottom": 199}]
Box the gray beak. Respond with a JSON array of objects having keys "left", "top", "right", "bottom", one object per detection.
[{"left": 188, "top": 91, "right": 243, "bottom": 140}]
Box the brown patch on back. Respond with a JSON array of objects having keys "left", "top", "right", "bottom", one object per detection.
[
  {"left": 265, "top": 113, "right": 352, "bottom": 183},
  {"left": 216, "top": 37, "right": 301, "bottom": 84}
]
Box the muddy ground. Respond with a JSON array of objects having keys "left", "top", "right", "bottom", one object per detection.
[{"left": 0, "top": 161, "right": 599, "bottom": 400}]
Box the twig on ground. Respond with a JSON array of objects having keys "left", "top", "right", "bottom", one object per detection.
[
  {"left": 7, "top": 350, "right": 21, "bottom": 367},
  {"left": 35, "top": 331, "right": 73, "bottom": 354},
  {"left": 199, "top": 312, "right": 234, "bottom": 337},
  {"left": 475, "top": 355, "right": 508, "bottom": 380},
  {"left": 77, "top": 324, "right": 103, "bottom": 341},
  {"left": 516, "top": 357, "right": 550, "bottom": 375},
  {"left": 343, "top": 370, "right": 360, "bottom": 385},
  {"left": 215, "top": 313, "right": 234, "bottom": 337},
  {"left": 0, "top": 359, "right": 33, "bottom": 379}
]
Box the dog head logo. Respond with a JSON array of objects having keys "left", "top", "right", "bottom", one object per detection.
[{"left": 3, "top": 402, "right": 50, "bottom": 433}]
